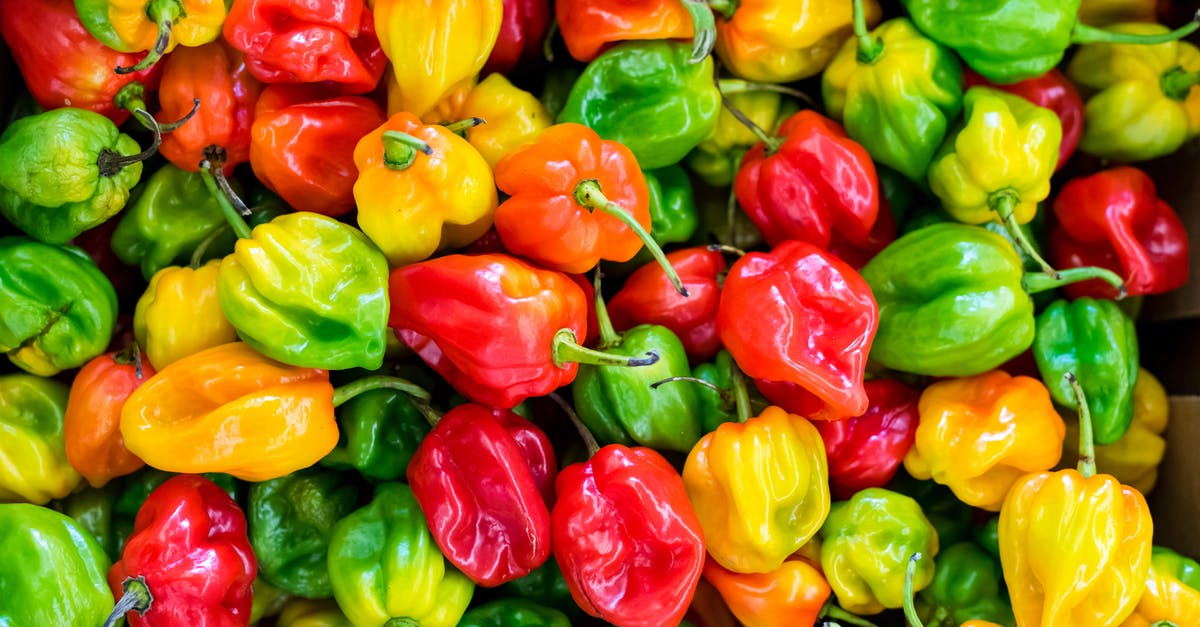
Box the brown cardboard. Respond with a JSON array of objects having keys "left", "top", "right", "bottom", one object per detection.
[
  {"left": 1141, "top": 141, "right": 1200, "bottom": 321},
  {"left": 1149, "top": 397, "right": 1200, "bottom": 559}
]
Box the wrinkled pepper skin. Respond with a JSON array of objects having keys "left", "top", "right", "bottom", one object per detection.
[
  {"left": 0, "top": 237, "right": 118, "bottom": 376},
  {"left": 134, "top": 261, "right": 238, "bottom": 370},
  {"left": 684, "top": 406, "right": 830, "bottom": 574},
  {"left": 919, "top": 542, "right": 1016, "bottom": 627},
  {"left": 558, "top": 41, "right": 720, "bottom": 169},
  {"left": 815, "top": 379, "right": 920, "bottom": 500},
  {"left": 1065, "top": 368, "right": 1168, "bottom": 494},
  {"left": 0, "top": 375, "right": 80, "bottom": 504},
  {"left": 687, "top": 90, "right": 798, "bottom": 187},
  {"left": 820, "top": 487, "right": 940, "bottom": 615},
  {"left": 1034, "top": 298, "right": 1139, "bottom": 446},
  {"left": 717, "top": 239, "right": 878, "bottom": 420},
  {"left": 484, "top": 0, "right": 553, "bottom": 75},
  {"left": 321, "top": 385, "right": 430, "bottom": 482},
  {"left": 459, "top": 73, "right": 553, "bottom": 170},
  {"left": 120, "top": 342, "right": 340, "bottom": 481},
  {"left": 0, "top": 503, "right": 113, "bottom": 626},
  {"left": 642, "top": 164, "right": 699, "bottom": 248},
  {"left": 964, "top": 68, "right": 1083, "bottom": 171},
  {"left": 108, "top": 474, "right": 258, "bottom": 627},
  {"left": 1121, "top": 547, "right": 1200, "bottom": 627},
  {"left": 556, "top": 0, "right": 694, "bottom": 62},
  {"left": 458, "top": 598, "right": 572, "bottom": 627},
  {"left": 553, "top": 445, "right": 705, "bottom": 627},
  {"left": 249, "top": 469, "right": 359, "bottom": 598},
  {"left": 702, "top": 556, "right": 831, "bottom": 627},
  {"left": 328, "top": 483, "right": 475, "bottom": 627},
  {"left": 63, "top": 349, "right": 154, "bottom": 489},
  {"left": 904, "top": 371, "right": 1066, "bottom": 511}
]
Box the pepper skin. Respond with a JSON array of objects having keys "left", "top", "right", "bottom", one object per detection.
[
  {"left": 964, "top": 69, "right": 1083, "bottom": 171},
  {"left": 687, "top": 90, "right": 799, "bottom": 187},
  {"left": 815, "top": 379, "right": 920, "bottom": 500},
  {"left": 552, "top": 444, "right": 705, "bottom": 627},
  {"left": 74, "top": 0, "right": 226, "bottom": 72},
  {"left": 134, "top": 262, "right": 238, "bottom": 370},
  {"left": 107, "top": 474, "right": 257, "bottom": 627},
  {"left": 1063, "top": 368, "right": 1168, "bottom": 494},
  {"left": 484, "top": 0, "right": 553, "bottom": 75},
  {"left": 735, "top": 110, "right": 880, "bottom": 251},
  {"left": 0, "top": 375, "right": 80, "bottom": 504},
  {"left": 1050, "top": 167, "right": 1189, "bottom": 300},
  {"left": 702, "top": 556, "right": 831, "bottom": 627},
  {"left": 457, "top": 598, "right": 571, "bottom": 627},
  {"left": 917, "top": 542, "right": 1016, "bottom": 627},
  {"left": 327, "top": 483, "right": 475, "bottom": 627},
  {"left": 684, "top": 406, "right": 830, "bottom": 574},
  {"left": 717, "top": 239, "right": 878, "bottom": 420},
  {"left": 556, "top": 0, "right": 694, "bottom": 63},
  {"left": 320, "top": 384, "right": 430, "bottom": 482},
  {"left": 276, "top": 598, "right": 352, "bottom": 627},
  {"left": 459, "top": 73, "right": 552, "bottom": 169},
  {"left": 64, "top": 348, "right": 154, "bottom": 488},
  {"left": 119, "top": 342, "right": 339, "bottom": 481},
  {"left": 1122, "top": 547, "right": 1200, "bottom": 627}
]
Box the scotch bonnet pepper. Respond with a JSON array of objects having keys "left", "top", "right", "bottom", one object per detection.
[
  {"left": 964, "top": 68, "right": 1084, "bottom": 170},
  {"left": 484, "top": 0, "right": 552, "bottom": 75},
  {"left": 703, "top": 555, "right": 838, "bottom": 627},
  {"left": 63, "top": 348, "right": 154, "bottom": 489},
  {"left": 321, "top": 383, "right": 430, "bottom": 482},
  {"left": 917, "top": 542, "right": 1016, "bottom": 627},
  {"left": 133, "top": 261, "right": 239, "bottom": 370},
  {"left": 1123, "top": 547, "right": 1200, "bottom": 627},
  {"left": 74, "top": 0, "right": 226, "bottom": 74},
  {"left": 815, "top": 379, "right": 920, "bottom": 500},
  {"left": 556, "top": 0, "right": 715, "bottom": 63},
  {"left": 1063, "top": 368, "right": 1168, "bottom": 494},
  {"left": 458, "top": 73, "right": 552, "bottom": 169},
  {"left": 0, "top": 375, "right": 81, "bottom": 505}
]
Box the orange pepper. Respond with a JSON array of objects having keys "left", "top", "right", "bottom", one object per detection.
[
  {"left": 556, "top": 0, "right": 693, "bottom": 62},
  {"left": 703, "top": 556, "right": 830, "bottom": 627},
  {"left": 63, "top": 347, "right": 155, "bottom": 488}
]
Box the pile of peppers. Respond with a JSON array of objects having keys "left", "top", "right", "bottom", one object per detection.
[{"left": 1, "top": 0, "right": 1199, "bottom": 625}]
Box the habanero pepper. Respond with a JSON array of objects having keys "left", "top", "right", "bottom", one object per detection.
[
  {"left": 320, "top": 381, "right": 431, "bottom": 482},
  {"left": 964, "top": 68, "right": 1084, "bottom": 171},
  {"left": 815, "top": 379, "right": 920, "bottom": 501},
  {"left": 0, "top": 375, "right": 81, "bottom": 505},
  {"left": 133, "top": 261, "right": 239, "bottom": 370},
  {"left": 458, "top": 598, "right": 571, "bottom": 627},
  {"left": 458, "top": 73, "right": 552, "bottom": 170},
  {"left": 686, "top": 90, "right": 799, "bottom": 187},
  {"left": 1122, "top": 547, "right": 1200, "bottom": 627},
  {"left": 914, "top": 542, "right": 1016, "bottom": 627},
  {"left": 556, "top": 0, "right": 716, "bottom": 63},
  {"left": 74, "top": 0, "right": 226, "bottom": 74},
  {"left": 1063, "top": 368, "right": 1168, "bottom": 494},
  {"left": 483, "top": 0, "right": 553, "bottom": 75},
  {"left": 63, "top": 346, "right": 154, "bottom": 488}
]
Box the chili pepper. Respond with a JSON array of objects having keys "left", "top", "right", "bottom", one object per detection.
[
  {"left": 408, "top": 403, "right": 556, "bottom": 587},
  {"left": 1079, "top": 0, "right": 1160, "bottom": 25},
  {"left": 0, "top": 375, "right": 80, "bottom": 504},
  {"left": 250, "top": 85, "right": 387, "bottom": 217},
  {"left": 714, "top": 0, "right": 881, "bottom": 83},
  {"left": 1122, "top": 547, "right": 1200, "bottom": 627},
  {"left": 686, "top": 90, "right": 798, "bottom": 187},
  {"left": 717, "top": 239, "right": 878, "bottom": 420},
  {"left": 457, "top": 598, "right": 571, "bottom": 627},
  {"left": 815, "top": 379, "right": 920, "bottom": 501},
  {"left": 75, "top": 0, "right": 226, "bottom": 74},
  {"left": 276, "top": 598, "right": 351, "bottom": 627},
  {"left": 556, "top": 0, "right": 715, "bottom": 63},
  {"left": 484, "top": 0, "right": 553, "bottom": 75},
  {"left": 63, "top": 347, "right": 153, "bottom": 489},
  {"left": 250, "top": 577, "right": 293, "bottom": 625},
  {"left": 1063, "top": 368, "right": 1168, "bottom": 494},
  {"left": 703, "top": 555, "right": 864, "bottom": 627},
  {"left": 861, "top": 223, "right": 1124, "bottom": 377},
  {"left": 328, "top": 482, "right": 475, "bottom": 627},
  {"left": 1050, "top": 167, "right": 1189, "bottom": 300},
  {"left": 1067, "top": 23, "right": 1200, "bottom": 162},
  {"left": 0, "top": 503, "right": 114, "bottom": 625},
  {"left": 900, "top": 0, "right": 1199, "bottom": 84},
  {"left": 558, "top": 41, "right": 720, "bottom": 169},
  {"left": 916, "top": 542, "right": 1016, "bottom": 627},
  {"left": 539, "top": 66, "right": 584, "bottom": 120},
  {"left": 352, "top": 112, "right": 497, "bottom": 267},
  {"left": 0, "top": 237, "right": 118, "bottom": 376},
  {"left": 458, "top": 73, "right": 552, "bottom": 169},
  {"left": 820, "top": 487, "right": 939, "bottom": 615},
  {"left": 1034, "top": 298, "right": 1139, "bottom": 445},
  {"left": 689, "top": 350, "right": 748, "bottom": 433},
  {"left": 59, "top": 484, "right": 121, "bottom": 561},
  {"left": 223, "top": 0, "right": 386, "bottom": 95},
  {"left": 108, "top": 468, "right": 240, "bottom": 556},
  {"left": 105, "top": 474, "right": 257, "bottom": 627},
  {"left": 889, "top": 472, "right": 975, "bottom": 548},
  {"left": 963, "top": 68, "right": 1083, "bottom": 171},
  {"left": 248, "top": 468, "right": 360, "bottom": 598},
  {"left": 501, "top": 558, "right": 578, "bottom": 617},
  {"left": 643, "top": 165, "right": 700, "bottom": 248},
  {"left": 321, "top": 383, "right": 430, "bottom": 482},
  {"left": 823, "top": 1, "right": 964, "bottom": 183},
  {"left": 133, "top": 261, "right": 238, "bottom": 370}
]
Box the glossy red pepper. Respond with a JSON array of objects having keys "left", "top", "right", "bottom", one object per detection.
[
  {"left": 608, "top": 246, "right": 727, "bottom": 363},
  {"left": 735, "top": 110, "right": 879, "bottom": 251},
  {"left": 964, "top": 68, "right": 1083, "bottom": 171},
  {"left": 250, "top": 84, "right": 386, "bottom": 217},
  {"left": 408, "top": 403, "right": 557, "bottom": 587},
  {"left": 1051, "top": 166, "right": 1189, "bottom": 299},
  {"left": 222, "top": 0, "right": 387, "bottom": 95},
  {"left": 813, "top": 379, "right": 920, "bottom": 500},
  {"left": 63, "top": 347, "right": 155, "bottom": 489},
  {"left": 483, "top": 0, "right": 553, "bottom": 75},
  {"left": 555, "top": 0, "right": 695, "bottom": 62},
  {"left": 718, "top": 240, "right": 879, "bottom": 420},
  {"left": 827, "top": 196, "right": 897, "bottom": 270},
  {"left": 105, "top": 474, "right": 257, "bottom": 627},
  {"left": 0, "top": 0, "right": 160, "bottom": 125},
  {"left": 553, "top": 444, "right": 705, "bottom": 627}
]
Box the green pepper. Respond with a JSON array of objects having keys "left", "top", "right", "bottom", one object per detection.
[
  {"left": 320, "top": 386, "right": 430, "bottom": 482},
  {"left": 0, "top": 374, "right": 80, "bottom": 505},
  {"left": 558, "top": 41, "right": 720, "bottom": 169},
  {"left": 820, "top": 487, "right": 940, "bottom": 615},
  {"left": 250, "top": 576, "right": 293, "bottom": 625},
  {"left": 249, "top": 468, "right": 361, "bottom": 598},
  {"left": 456, "top": 598, "right": 572, "bottom": 627},
  {"left": 692, "top": 350, "right": 741, "bottom": 434},
  {"left": 888, "top": 471, "right": 973, "bottom": 547},
  {"left": 0, "top": 237, "right": 117, "bottom": 376},
  {"left": 58, "top": 484, "right": 119, "bottom": 561},
  {"left": 327, "top": 483, "right": 475, "bottom": 627},
  {"left": 973, "top": 516, "right": 1001, "bottom": 562},
  {"left": 500, "top": 557, "right": 578, "bottom": 617},
  {"left": 1033, "top": 298, "right": 1138, "bottom": 445},
  {"left": 539, "top": 65, "right": 583, "bottom": 120},
  {"left": 1153, "top": 546, "right": 1200, "bottom": 592},
  {"left": 619, "top": 164, "right": 700, "bottom": 270},
  {"left": 0, "top": 107, "right": 151, "bottom": 244},
  {"left": 0, "top": 503, "right": 113, "bottom": 625},
  {"left": 918, "top": 542, "right": 1016, "bottom": 627}
]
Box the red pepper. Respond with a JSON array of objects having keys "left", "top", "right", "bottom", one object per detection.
[
  {"left": 553, "top": 444, "right": 705, "bottom": 627},
  {"left": 0, "top": 0, "right": 160, "bottom": 125},
  {"left": 555, "top": 0, "right": 694, "bottom": 62},
  {"left": 813, "top": 379, "right": 920, "bottom": 500},
  {"left": 408, "top": 403, "right": 557, "bottom": 587},
  {"left": 105, "top": 474, "right": 257, "bottom": 627},
  {"left": 964, "top": 68, "right": 1083, "bottom": 171},
  {"left": 249, "top": 84, "right": 386, "bottom": 217},
  {"left": 608, "top": 246, "right": 727, "bottom": 363},
  {"left": 827, "top": 196, "right": 897, "bottom": 270},
  {"left": 63, "top": 347, "right": 155, "bottom": 488},
  {"left": 735, "top": 110, "right": 879, "bottom": 251},
  {"left": 222, "top": 0, "right": 387, "bottom": 95},
  {"left": 1050, "top": 166, "right": 1189, "bottom": 299},
  {"left": 483, "top": 0, "right": 553, "bottom": 75},
  {"left": 717, "top": 240, "right": 879, "bottom": 420}
]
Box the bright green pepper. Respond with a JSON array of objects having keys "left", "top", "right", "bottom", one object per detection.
[
  {"left": 320, "top": 386, "right": 430, "bottom": 482},
  {"left": 249, "top": 468, "right": 361, "bottom": 599},
  {"left": 645, "top": 164, "right": 698, "bottom": 247},
  {"left": 500, "top": 557, "right": 578, "bottom": 617},
  {"left": 1033, "top": 298, "right": 1139, "bottom": 445},
  {"left": 0, "top": 503, "right": 113, "bottom": 626},
  {"left": 327, "top": 483, "right": 475, "bottom": 627},
  {"left": 0, "top": 237, "right": 117, "bottom": 376},
  {"left": 558, "top": 41, "right": 721, "bottom": 169},
  {"left": 456, "top": 598, "right": 572, "bottom": 627},
  {"left": 686, "top": 90, "right": 798, "bottom": 186},
  {"left": 0, "top": 107, "right": 149, "bottom": 244},
  {"left": 888, "top": 471, "right": 973, "bottom": 548},
  {"left": 0, "top": 375, "right": 79, "bottom": 505},
  {"left": 918, "top": 542, "right": 1016, "bottom": 627},
  {"left": 692, "top": 350, "right": 741, "bottom": 434},
  {"left": 820, "top": 487, "right": 940, "bottom": 615},
  {"left": 1153, "top": 546, "right": 1200, "bottom": 592},
  {"left": 57, "top": 484, "right": 119, "bottom": 561}
]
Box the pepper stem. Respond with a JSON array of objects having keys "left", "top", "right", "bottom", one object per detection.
[
  {"left": 189, "top": 225, "right": 229, "bottom": 268},
  {"left": 822, "top": 603, "right": 879, "bottom": 627},
  {"left": 154, "top": 98, "right": 201, "bottom": 133},
  {"left": 96, "top": 109, "right": 161, "bottom": 177},
  {"left": 199, "top": 148, "right": 253, "bottom": 239},
  {"left": 1161, "top": 66, "right": 1200, "bottom": 101},
  {"left": 550, "top": 392, "right": 601, "bottom": 457},
  {"left": 989, "top": 192, "right": 1059, "bottom": 279},
  {"left": 383, "top": 619, "right": 420, "bottom": 627},
  {"left": 382, "top": 130, "right": 433, "bottom": 170},
  {"left": 650, "top": 376, "right": 735, "bottom": 406},
  {"left": 543, "top": 19, "right": 559, "bottom": 62},
  {"left": 593, "top": 268, "right": 621, "bottom": 347},
  {"left": 112, "top": 343, "right": 146, "bottom": 379},
  {"left": 1150, "top": 622, "right": 1180, "bottom": 627},
  {"left": 113, "top": 82, "right": 147, "bottom": 117},
  {"left": 1073, "top": 11, "right": 1200, "bottom": 45},
  {"left": 103, "top": 576, "right": 153, "bottom": 627},
  {"left": 683, "top": 0, "right": 716, "bottom": 63},
  {"left": 551, "top": 328, "right": 659, "bottom": 369},
  {"left": 443, "top": 117, "right": 486, "bottom": 136},
  {"left": 852, "top": 0, "right": 883, "bottom": 63},
  {"left": 1067, "top": 372, "right": 1097, "bottom": 478},
  {"left": 903, "top": 553, "right": 926, "bottom": 627},
  {"left": 717, "top": 79, "right": 814, "bottom": 105},
  {"left": 114, "top": 0, "right": 183, "bottom": 75},
  {"left": 730, "top": 363, "right": 752, "bottom": 423},
  {"left": 413, "top": 401, "right": 443, "bottom": 427},
  {"left": 718, "top": 91, "right": 783, "bottom": 154},
  {"left": 1023, "top": 266, "right": 1127, "bottom": 298},
  {"left": 707, "top": 243, "right": 747, "bottom": 257},
  {"left": 332, "top": 375, "right": 432, "bottom": 408},
  {"left": 707, "top": 0, "right": 737, "bottom": 20}
]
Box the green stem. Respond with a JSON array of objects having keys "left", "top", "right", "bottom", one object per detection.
[
  {"left": 543, "top": 19, "right": 559, "bottom": 62},
  {"left": 592, "top": 268, "right": 621, "bottom": 348},
  {"left": 199, "top": 150, "right": 252, "bottom": 240},
  {"left": 725, "top": 183, "right": 740, "bottom": 250},
  {"left": 154, "top": 98, "right": 201, "bottom": 133},
  {"left": 96, "top": 109, "right": 161, "bottom": 177},
  {"left": 382, "top": 130, "right": 433, "bottom": 170},
  {"left": 989, "top": 192, "right": 1059, "bottom": 279},
  {"left": 103, "top": 576, "right": 153, "bottom": 627},
  {"left": 549, "top": 392, "right": 601, "bottom": 456},
  {"left": 573, "top": 179, "right": 688, "bottom": 296},
  {"left": 114, "top": 0, "right": 182, "bottom": 75},
  {"left": 730, "top": 364, "right": 752, "bottom": 423},
  {"left": 821, "top": 604, "right": 878, "bottom": 627},
  {"left": 331, "top": 375, "right": 431, "bottom": 408},
  {"left": 1022, "top": 266, "right": 1126, "bottom": 298},
  {"left": 1161, "top": 66, "right": 1200, "bottom": 101},
  {"left": 113, "top": 82, "right": 147, "bottom": 118},
  {"left": 707, "top": 0, "right": 737, "bottom": 20},
  {"left": 189, "top": 224, "right": 230, "bottom": 268},
  {"left": 683, "top": 0, "right": 716, "bottom": 63},
  {"left": 718, "top": 91, "right": 782, "bottom": 153},
  {"left": 413, "top": 401, "right": 443, "bottom": 428},
  {"left": 1150, "top": 622, "right": 1180, "bottom": 627},
  {"left": 650, "top": 376, "right": 735, "bottom": 407},
  {"left": 852, "top": 0, "right": 883, "bottom": 63},
  {"left": 717, "top": 79, "right": 814, "bottom": 105},
  {"left": 112, "top": 343, "right": 146, "bottom": 380},
  {"left": 1073, "top": 12, "right": 1200, "bottom": 45},
  {"left": 903, "top": 553, "right": 925, "bottom": 627},
  {"left": 1067, "top": 373, "right": 1097, "bottom": 478},
  {"left": 551, "top": 328, "right": 659, "bottom": 369},
  {"left": 707, "top": 243, "right": 746, "bottom": 257},
  {"left": 443, "top": 117, "right": 486, "bottom": 135},
  {"left": 383, "top": 619, "right": 420, "bottom": 627}
]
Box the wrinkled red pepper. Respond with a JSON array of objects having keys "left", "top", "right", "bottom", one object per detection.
[
  {"left": 813, "top": 379, "right": 920, "bottom": 500},
  {"left": 964, "top": 68, "right": 1083, "bottom": 170},
  {"left": 827, "top": 197, "right": 897, "bottom": 270},
  {"left": 1051, "top": 166, "right": 1189, "bottom": 299},
  {"left": 408, "top": 403, "right": 557, "bottom": 587},
  {"left": 483, "top": 0, "right": 553, "bottom": 75}
]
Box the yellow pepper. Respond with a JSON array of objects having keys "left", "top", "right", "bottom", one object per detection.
[
  {"left": 402, "top": 76, "right": 477, "bottom": 124},
  {"left": 133, "top": 261, "right": 238, "bottom": 370},
  {"left": 1063, "top": 368, "right": 1168, "bottom": 494},
  {"left": 687, "top": 90, "right": 798, "bottom": 186},
  {"left": 352, "top": 112, "right": 497, "bottom": 267},
  {"left": 458, "top": 74, "right": 552, "bottom": 169},
  {"left": 0, "top": 375, "right": 81, "bottom": 504},
  {"left": 1078, "top": 0, "right": 1158, "bottom": 26},
  {"left": 374, "top": 0, "right": 503, "bottom": 117},
  {"left": 683, "top": 405, "right": 831, "bottom": 574},
  {"left": 76, "top": 0, "right": 227, "bottom": 73},
  {"left": 714, "top": 0, "right": 881, "bottom": 83},
  {"left": 1121, "top": 547, "right": 1200, "bottom": 627},
  {"left": 904, "top": 370, "right": 1066, "bottom": 512},
  {"left": 277, "top": 599, "right": 353, "bottom": 627}
]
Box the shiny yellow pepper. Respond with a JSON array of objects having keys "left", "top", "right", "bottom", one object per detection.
[
  {"left": 1121, "top": 547, "right": 1200, "bottom": 627},
  {"left": 76, "top": 0, "right": 227, "bottom": 73},
  {"left": 0, "top": 375, "right": 82, "bottom": 504},
  {"left": 904, "top": 370, "right": 1066, "bottom": 512},
  {"left": 134, "top": 260, "right": 238, "bottom": 370},
  {"left": 458, "top": 74, "right": 552, "bottom": 169},
  {"left": 277, "top": 599, "right": 353, "bottom": 627}
]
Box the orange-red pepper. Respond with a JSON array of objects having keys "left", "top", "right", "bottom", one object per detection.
[
  {"left": 556, "top": 0, "right": 697, "bottom": 62},
  {"left": 63, "top": 347, "right": 155, "bottom": 488},
  {"left": 703, "top": 556, "right": 830, "bottom": 627}
]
